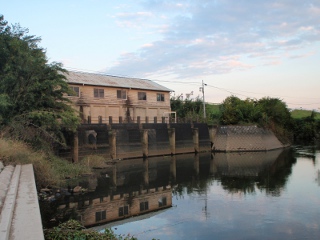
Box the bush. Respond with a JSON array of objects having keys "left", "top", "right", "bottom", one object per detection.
[{"left": 44, "top": 220, "right": 137, "bottom": 240}]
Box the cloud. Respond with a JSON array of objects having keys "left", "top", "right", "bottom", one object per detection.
[{"left": 107, "top": 0, "right": 320, "bottom": 79}]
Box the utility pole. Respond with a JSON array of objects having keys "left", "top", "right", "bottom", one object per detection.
[{"left": 200, "top": 80, "right": 207, "bottom": 119}]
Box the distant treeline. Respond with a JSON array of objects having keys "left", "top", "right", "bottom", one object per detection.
[{"left": 170, "top": 96, "right": 320, "bottom": 142}]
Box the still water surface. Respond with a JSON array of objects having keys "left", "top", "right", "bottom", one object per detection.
[{"left": 92, "top": 146, "right": 320, "bottom": 239}]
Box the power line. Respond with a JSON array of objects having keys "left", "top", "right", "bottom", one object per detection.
[{"left": 64, "top": 66, "right": 319, "bottom": 106}]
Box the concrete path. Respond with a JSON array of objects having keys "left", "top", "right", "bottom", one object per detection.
[{"left": 0, "top": 164, "right": 44, "bottom": 240}]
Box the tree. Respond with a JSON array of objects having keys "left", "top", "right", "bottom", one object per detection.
[
  {"left": 0, "top": 15, "right": 79, "bottom": 148},
  {"left": 219, "top": 96, "right": 262, "bottom": 125},
  {"left": 170, "top": 95, "right": 204, "bottom": 121}
]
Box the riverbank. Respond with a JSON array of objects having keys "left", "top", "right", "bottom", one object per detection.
[{"left": 0, "top": 138, "right": 91, "bottom": 188}]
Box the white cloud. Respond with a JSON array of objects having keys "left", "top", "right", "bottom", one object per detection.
[{"left": 107, "top": 0, "right": 320, "bottom": 79}]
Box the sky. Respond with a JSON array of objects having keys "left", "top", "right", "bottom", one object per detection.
[{"left": 2, "top": 0, "right": 320, "bottom": 110}]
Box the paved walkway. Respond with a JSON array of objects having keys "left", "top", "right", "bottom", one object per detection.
[{"left": 0, "top": 164, "right": 44, "bottom": 240}]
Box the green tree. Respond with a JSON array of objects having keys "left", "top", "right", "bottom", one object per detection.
[
  {"left": 0, "top": 15, "right": 79, "bottom": 148},
  {"left": 219, "top": 96, "right": 261, "bottom": 125},
  {"left": 170, "top": 95, "right": 204, "bottom": 121},
  {"left": 257, "top": 97, "right": 292, "bottom": 129}
]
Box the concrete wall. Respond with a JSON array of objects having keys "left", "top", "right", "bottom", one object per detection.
[
  {"left": 59, "top": 124, "right": 287, "bottom": 161},
  {"left": 213, "top": 125, "right": 285, "bottom": 152}
]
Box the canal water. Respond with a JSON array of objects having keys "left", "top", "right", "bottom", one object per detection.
[
  {"left": 42, "top": 145, "right": 320, "bottom": 239},
  {"left": 91, "top": 145, "right": 320, "bottom": 240}
]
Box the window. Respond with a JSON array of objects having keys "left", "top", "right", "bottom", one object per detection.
[
  {"left": 158, "top": 197, "right": 167, "bottom": 207},
  {"left": 117, "top": 90, "right": 127, "bottom": 99},
  {"left": 69, "top": 86, "right": 79, "bottom": 97},
  {"left": 95, "top": 210, "right": 106, "bottom": 222},
  {"left": 94, "top": 88, "right": 104, "bottom": 98},
  {"left": 157, "top": 93, "right": 165, "bottom": 102},
  {"left": 140, "top": 201, "right": 149, "bottom": 212},
  {"left": 138, "top": 92, "right": 147, "bottom": 100},
  {"left": 119, "top": 206, "right": 129, "bottom": 217}
]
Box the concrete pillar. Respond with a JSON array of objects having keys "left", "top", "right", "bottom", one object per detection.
[
  {"left": 168, "top": 128, "right": 176, "bottom": 155},
  {"left": 145, "top": 116, "right": 149, "bottom": 123},
  {"left": 140, "top": 129, "right": 148, "bottom": 158},
  {"left": 192, "top": 128, "right": 199, "bottom": 153},
  {"left": 208, "top": 125, "right": 217, "bottom": 151},
  {"left": 73, "top": 131, "right": 79, "bottom": 163},
  {"left": 154, "top": 116, "right": 157, "bottom": 123},
  {"left": 108, "top": 130, "right": 116, "bottom": 159},
  {"left": 170, "top": 155, "right": 176, "bottom": 182},
  {"left": 137, "top": 116, "right": 141, "bottom": 124},
  {"left": 143, "top": 158, "right": 149, "bottom": 186},
  {"left": 194, "top": 153, "right": 199, "bottom": 176}
]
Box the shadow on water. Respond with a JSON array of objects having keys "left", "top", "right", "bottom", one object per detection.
[{"left": 40, "top": 148, "right": 296, "bottom": 229}]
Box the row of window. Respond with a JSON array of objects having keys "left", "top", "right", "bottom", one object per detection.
[
  {"left": 69, "top": 86, "right": 165, "bottom": 102},
  {"left": 95, "top": 197, "right": 167, "bottom": 222}
]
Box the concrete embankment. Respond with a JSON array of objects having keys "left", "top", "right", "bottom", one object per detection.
[
  {"left": 0, "top": 164, "right": 44, "bottom": 240},
  {"left": 213, "top": 125, "right": 288, "bottom": 152}
]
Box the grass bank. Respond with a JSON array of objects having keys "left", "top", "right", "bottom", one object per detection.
[{"left": 0, "top": 138, "right": 92, "bottom": 188}]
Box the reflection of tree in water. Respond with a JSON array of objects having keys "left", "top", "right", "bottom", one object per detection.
[
  {"left": 172, "top": 174, "right": 214, "bottom": 198},
  {"left": 219, "top": 177, "right": 257, "bottom": 195},
  {"left": 219, "top": 149, "right": 296, "bottom": 196}
]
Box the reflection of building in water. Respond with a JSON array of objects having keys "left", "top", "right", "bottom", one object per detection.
[
  {"left": 53, "top": 150, "right": 289, "bottom": 227},
  {"left": 58, "top": 187, "right": 172, "bottom": 227}
]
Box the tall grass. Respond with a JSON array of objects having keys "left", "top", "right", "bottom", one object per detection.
[
  {"left": 291, "top": 109, "right": 320, "bottom": 119},
  {"left": 0, "top": 138, "right": 91, "bottom": 188}
]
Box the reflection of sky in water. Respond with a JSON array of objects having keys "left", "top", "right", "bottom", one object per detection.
[{"left": 104, "top": 148, "right": 320, "bottom": 240}]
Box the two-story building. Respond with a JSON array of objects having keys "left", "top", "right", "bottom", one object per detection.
[{"left": 65, "top": 71, "right": 173, "bottom": 124}]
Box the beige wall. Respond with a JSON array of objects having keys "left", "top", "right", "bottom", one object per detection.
[{"left": 67, "top": 84, "right": 171, "bottom": 123}]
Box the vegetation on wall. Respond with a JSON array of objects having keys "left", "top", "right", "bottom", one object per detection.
[{"left": 0, "top": 15, "right": 79, "bottom": 149}]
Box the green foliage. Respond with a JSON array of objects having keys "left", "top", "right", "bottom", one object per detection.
[
  {"left": 219, "top": 96, "right": 293, "bottom": 143},
  {"left": 219, "top": 96, "right": 262, "bottom": 125},
  {"left": 0, "top": 15, "right": 79, "bottom": 149},
  {"left": 171, "top": 95, "right": 204, "bottom": 121},
  {"left": 292, "top": 111, "right": 320, "bottom": 141},
  {"left": 219, "top": 96, "right": 291, "bottom": 128},
  {"left": 44, "top": 220, "right": 138, "bottom": 240}
]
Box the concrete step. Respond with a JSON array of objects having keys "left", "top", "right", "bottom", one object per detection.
[{"left": 0, "top": 164, "right": 44, "bottom": 240}]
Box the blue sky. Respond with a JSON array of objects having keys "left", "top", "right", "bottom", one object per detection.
[{"left": 2, "top": 0, "right": 320, "bottom": 110}]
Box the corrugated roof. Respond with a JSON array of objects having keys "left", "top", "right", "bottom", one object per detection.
[{"left": 65, "top": 71, "right": 172, "bottom": 92}]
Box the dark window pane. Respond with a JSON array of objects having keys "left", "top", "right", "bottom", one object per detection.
[
  {"left": 157, "top": 93, "right": 164, "bottom": 102},
  {"left": 122, "top": 90, "right": 126, "bottom": 99},
  {"left": 140, "top": 202, "right": 144, "bottom": 211},
  {"left": 119, "top": 207, "right": 124, "bottom": 217},
  {"left": 101, "top": 210, "right": 106, "bottom": 220},
  {"left": 138, "top": 92, "right": 146, "bottom": 100},
  {"left": 99, "top": 89, "right": 104, "bottom": 98}
]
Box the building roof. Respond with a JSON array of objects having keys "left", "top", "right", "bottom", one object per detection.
[{"left": 65, "top": 71, "right": 172, "bottom": 92}]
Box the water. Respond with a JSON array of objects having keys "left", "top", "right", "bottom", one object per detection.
[{"left": 90, "top": 146, "right": 320, "bottom": 240}]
